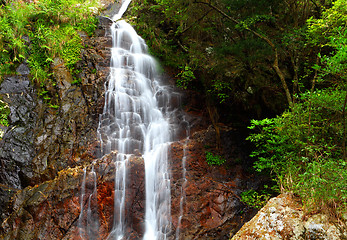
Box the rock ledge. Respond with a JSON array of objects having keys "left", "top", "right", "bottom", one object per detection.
[{"left": 232, "top": 193, "right": 346, "bottom": 240}]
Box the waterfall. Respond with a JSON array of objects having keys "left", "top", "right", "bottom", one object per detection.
[
  {"left": 175, "top": 118, "right": 189, "bottom": 240},
  {"left": 78, "top": 166, "right": 99, "bottom": 239},
  {"left": 95, "top": 1, "right": 175, "bottom": 239}
]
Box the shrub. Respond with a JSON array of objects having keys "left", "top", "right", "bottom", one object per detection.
[
  {"left": 0, "top": 99, "right": 9, "bottom": 127},
  {"left": 240, "top": 189, "right": 271, "bottom": 209},
  {"left": 205, "top": 151, "right": 226, "bottom": 166},
  {"left": 247, "top": 89, "right": 347, "bottom": 214}
]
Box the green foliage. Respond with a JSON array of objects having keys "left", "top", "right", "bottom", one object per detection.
[
  {"left": 307, "top": 0, "right": 347, "bottom": 46},
  {"left": 307, "top": 0, "right": 347, "bottom": 88},
  {"left": 0, "top": 1, "right": 99, "bottom": 75},
  {"left": 207, "top": 78, "right": 232, "bottom": 103},
  {"left": 247, "top": 88, "right": 347, "bottom": 213},
  {"left": 0, "top": 2, "right": 31, "bottom": 75},
  {"left": 129, "top": 0, "right": 191, "bottom": 70},
  {"left": 60, "top": 26, "right": 83, "bottom": 70},
  {"left": 176, "top": 65, "right": 195, "bottom": 89},
  {"left": 319, "top": 29, "right": 347, "bottom": 81},
  {"left": 0, "top": 99, "right": 10, "bottom": 127},
  {"left": 240, "top": 188, "right": 272, "bottom": 209},
  {"left": 0, "top": 0, "right": 101, "bottom": 105},
  {"left": 223, "top": 0, "right": 280, "bottom": 16},
  {"left": 205, "top": 151, "right": 226, "bottom": 166},
  {"left": 236, "top": 14, "right": 275, "bottom": 31},
  {"left": 246, "top": 1, "right": 347, "bottom": 215},
  {"left": 72, "top": 77, "right": 82, "bottom": 85}
]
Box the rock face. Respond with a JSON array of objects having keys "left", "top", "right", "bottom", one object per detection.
[
  {"left": 231, "top": 193, "right": 347, "bottom": 240},
  {"left": 0, "top": 2, "right": 114, "bottom": 230},
  {"left": 170, "top": 136, "right": 253, "bottom": 240},
  {"left": 0, "top": 69, "right": 38, "bottom": 218}
]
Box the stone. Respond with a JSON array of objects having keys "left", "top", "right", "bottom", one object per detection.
[
  {"left": 231, "top": 193, "right": 346, "bottom": 240},
  {"left": 16, "top": 63, "right": 30, "bottom": 75},
  {"left": 0, "top": 76, "right": 30, "bottom": 94}
]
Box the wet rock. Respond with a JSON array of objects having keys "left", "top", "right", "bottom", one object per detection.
[
  {"left": 231, "top": 193, "right": 347, "bottom": 240},
  {"left": 0, "top": 0, "right": 112, "bottom": 225},
  {"left": 170, "top": 137, "right": 254, "bottom": 240},
  {"left": 0, "top": 76, "right": 30, "bottom": 94},
  {"left": 0, "top": 167, "right": 85, "bottom": 240},
  {"left": 16, "top": 63, "right": 30, "bottom": 75},
  {"left": 0, "top": 75, "right": 38, "bottom": 221}
]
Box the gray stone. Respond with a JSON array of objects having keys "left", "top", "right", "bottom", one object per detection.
[
  {"left": 16, "top": 63, "right": 30, "bottom": 75},
  {"left": 0, "top": 76, "right": 30, "bottom": 94}
]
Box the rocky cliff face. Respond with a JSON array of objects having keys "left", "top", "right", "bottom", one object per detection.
[
  {"left": 0, "top": 3, "right": 114, "bottom": 232},
  {"left": 231, "top": 193, "right": 347, "bottom": 240},
  {"left": 0, "top": 125, "right": 257, "bottom": 239}
]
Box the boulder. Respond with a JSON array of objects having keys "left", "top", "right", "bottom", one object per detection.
[{"left": 231, "top": 193, "right": 347, "bottom": 240}]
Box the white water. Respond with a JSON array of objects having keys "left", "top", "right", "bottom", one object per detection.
[
  {"left": 112, "top": 0, "right": 132, "bottom": 21},
  {"left": 175, "top": 118, "right": 189, "bottom": 240},
  {"left": 96, "top": 1, "right": 175, "bottom": 239},
  {"left": 78, "top": 166, "right": 99, "bottom": 239}
]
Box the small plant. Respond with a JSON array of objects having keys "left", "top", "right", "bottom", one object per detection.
[
  {"left": 0, "top": 99, "right": 10, "bottom": 127},
  {"left": 240, "top": 189, "right": 271, "bottom": 209},
  {"left": 205, "top": 151, "right": 226, "bottom": 166},
  {"left": 72, "top": 77, "right": 82, "bottom": 85},
  {"left": 176, "top": 65, "right": 195, "bottom": 89},
  {"left": 49, "top": 104, "right": 59, "bottom": 110}
]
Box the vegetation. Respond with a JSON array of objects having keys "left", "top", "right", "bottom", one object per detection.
[
  {"left": 0, "top": 0, "right": 101, "bottom": 105},
  {"left": 205, "top": 151, "right": 226, "bottom": 166},
  {"left": 240, "top": 188, "right": 272, "bottom": 209},
  {"left": 0, "top": 99, "right": 9, "bottom": 126},
  {"left": 0, "top": 98, "right": 9, "bottom": 139},
  {"left": 246, "top": 0, "right": 347, "bottom": 216},
  {"left": 130, "top": 0, "right": 347, "bottom": 218}
]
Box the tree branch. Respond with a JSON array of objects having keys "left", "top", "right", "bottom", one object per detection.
[
  {"left": 180, "top": 9, "right": 213, "bottom": 35},
  {"left": 193, "top": 0, "right": 294, "bottom": 108}
]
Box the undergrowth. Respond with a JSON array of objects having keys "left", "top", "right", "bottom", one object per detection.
[
  {"left": 0, "top": 0, "right": 100, "bottom": 105},
  {"left": 247, "top": 89, "right": 347, "bottom": 216}
]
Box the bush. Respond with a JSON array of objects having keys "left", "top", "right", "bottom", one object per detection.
[
  {"left": 247, "top": 89, "right": 347, "bottom": 214},
  {"left": 240, "top": 189, "right": 271, "bottom": 209},
  {"left": 205, "top": 151, "right": 226, "bottom": 166}
]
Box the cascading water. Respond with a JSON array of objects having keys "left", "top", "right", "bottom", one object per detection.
[
  {"left": 175, "top": 118, "right": 190, "bottom": 240},
  {"left": 95, "top": 1, "right": 176, "bottom": 239},
  {"left": 78, "top": 166, "right": 99, "bottom": 239}
]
